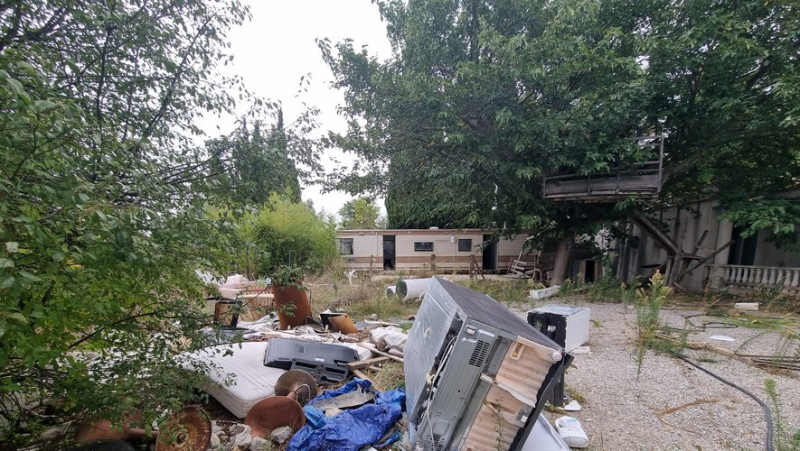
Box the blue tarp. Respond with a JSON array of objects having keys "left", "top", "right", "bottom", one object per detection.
[{"left": 287, "top": 378, "right": 405, "bottom": 451}]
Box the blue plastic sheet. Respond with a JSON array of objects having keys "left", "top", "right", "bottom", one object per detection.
[{"left": 287, "top": 378, "right": 406, "bottom": 451}]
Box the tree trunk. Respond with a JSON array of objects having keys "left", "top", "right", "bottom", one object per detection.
[{"left": 551, "top": 237, "right": 572, "bottom": 285}]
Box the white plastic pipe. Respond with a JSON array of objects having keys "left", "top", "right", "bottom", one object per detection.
[{"left": 397, "top": 278, "right": 433, "bottom": 301}]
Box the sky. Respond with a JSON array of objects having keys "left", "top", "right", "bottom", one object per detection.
[{"left": 216, "top": 0, "right": 393, "bottom": 218}]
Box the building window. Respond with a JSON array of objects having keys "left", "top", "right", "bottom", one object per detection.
[
  {"left": 414, "top": 241, "right": 434, "bottom": 252},
  {"left": 458, "top": 239, "right": 473, "bottom": 252},
  {"left": 338, "top": 238, "right": 354, "bottom": 255}
]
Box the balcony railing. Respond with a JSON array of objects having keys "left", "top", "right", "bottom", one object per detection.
[{"left": 707, "top": 264, "right": 800, "bottom": 293}]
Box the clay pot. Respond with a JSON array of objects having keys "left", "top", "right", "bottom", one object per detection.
[
  {"left": 274, "top": 370, "right": 318, "bottom": 406},
  {"left": 272, "top": 285, "right": 312, "bottom": 330},
  {"left": 75, "top": 418, "right": 151, "bottom": 444},
  {"left": 245, "top": 396, "right": 306, "bottom": 438}
]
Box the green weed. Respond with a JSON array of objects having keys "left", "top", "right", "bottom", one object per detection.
[
  {"left": 460, "top": 280, "right": 533, "bottom": 304},
  {"left": 634, "top": 271, "right": 673, "bottom": 376}
]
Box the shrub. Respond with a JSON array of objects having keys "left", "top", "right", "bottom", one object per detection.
[{"left": 241, "top": 194, "right": 338, "bottom": 275}]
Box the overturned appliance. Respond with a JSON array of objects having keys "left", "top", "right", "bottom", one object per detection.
[
  {"left": 405, "top": 278, "right": 572, "bottom": 451},
  {"left": 265, "top": 338, "right": 359, "bottom": 382}
]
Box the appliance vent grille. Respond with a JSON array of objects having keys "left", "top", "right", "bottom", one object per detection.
[
  {"left": 432, "top": 433, "right": 446, "bottom": 451},
  {"left": 468, "top": 340, "right": 490, "bottom": 367}
]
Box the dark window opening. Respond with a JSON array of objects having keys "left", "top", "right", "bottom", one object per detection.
[
  {"left": 458, "top": 239, "right": 473, "bottom": 252},
  {"left": 728, "top": 227, "right": 757, "bottom": 266},
  {"left": 337, "top": 238, "right": 354, "bottom": 255},
  {"left": 414, "top": 241, "right": 434, "bottom": 252}
]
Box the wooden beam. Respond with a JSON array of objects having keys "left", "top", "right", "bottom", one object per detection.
[
  {"left": 675, "top": 240, "right": 734, "bottom": 283},
  {"left": 347, "top": 356, "right": 391, "bottom": 370},
  {"left": 632, "top": 215, "right": 680, "bottom": 256},
  {"left": 352, "top": 369, "right": 371, "bottom": 381},
  {"left": 357, "top": 343, "right": 404, "bottom": 363}
]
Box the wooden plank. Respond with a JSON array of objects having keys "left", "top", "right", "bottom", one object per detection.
[
  {"left": 357, "top": 343, "right": 405, "bottom": 363},
  {"left": 352, "top": 369, "right": 371, "bottom": 381},
  {"left": 675, "top": 240, "right": 734, "bottom": 283},
  {"left": 632, "top": 215, "right": 680, "bottom": 255},
  {"left": 346, "top": 356, "right": 391, "bottom": 370}
]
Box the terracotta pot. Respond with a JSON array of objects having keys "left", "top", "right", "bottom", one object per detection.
[
  {"left": 272, "top": 284, "right": 312, "bottom": 330},
  {"left": 245, "top": 396, "right": 306, "bottom": 438}
]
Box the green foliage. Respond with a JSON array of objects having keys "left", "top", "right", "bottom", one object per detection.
[
  {"left": 321, "top": 0, "right": 800, "bottom": 245},
  {"left": 242, "top": 194, "right": 338, "bottom": 275},
  {"left": 207, "top": 109, "right": 304, "bottom": 206},
  {"left": 635, "top": 271, "right": 672, "bottom": 376},
  {"left": 720, "top": 199, "right": 800, "bottom": 251},
  {"left": 0, "top": 0, "right": 257, "bottom": 444},
  {"left": 764, "top": 378, "right": 795, "bottom": 451},
  {"left": 339, "top": 197, "right": 383, "bottom": 229},
  {"left": 271, "top": 265, "right": 306, "bottom": 289},
  {"left": 460, "top": 280, "right": 537, "bottom": 304},
  {"left": 557, "top": 275, "right": 631, "bottom": 303}
]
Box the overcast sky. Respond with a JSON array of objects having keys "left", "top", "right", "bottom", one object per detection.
[{"left": 216, "top": 0, "right": 393, "bottom": 217}]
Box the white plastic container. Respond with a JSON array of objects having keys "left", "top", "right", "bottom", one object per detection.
[{"left": 554, "top": 416, "right": 589, "bottom": 448}]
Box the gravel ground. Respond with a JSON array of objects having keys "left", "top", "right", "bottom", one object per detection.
[{"left": 512, "top": 300, "right": 800, "bottom": 451}]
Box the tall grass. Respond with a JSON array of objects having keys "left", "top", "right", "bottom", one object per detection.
[
  {"left": 460, "top": 279, "right": 539, "bottom": 304},
  {"left": 634, "top": 271, "right": 673, "bottom": 376}
]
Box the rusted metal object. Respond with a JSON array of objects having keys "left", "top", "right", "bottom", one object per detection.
[
  {"left": 75, "top": 416, "right": 151, "bottom": 444},
  {"left": 155, "top": 406, "right": 212, "bottom": 451},
  {"left": 274, "top": 370, "right": 318, "bottom": 406},
  {"left": 245, "top": 396, "right": 306, "bottom": 438}
]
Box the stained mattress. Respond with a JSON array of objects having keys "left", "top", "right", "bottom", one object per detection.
[{"left": 182, "top": 340, "right": 374, "bottom": 418}]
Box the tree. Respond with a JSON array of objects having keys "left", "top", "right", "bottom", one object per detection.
[
  {"left": 208, "top": 107, "right": 303, "bottom": 206},
  {"left": 0, "top": 0, "right": 256, "bottom": 443},
  {"left": 320, "top": 0, "right": 800, "bottom": 280},
  {"left": 338, "top": 197, "right": 383, "bottom": 229}
]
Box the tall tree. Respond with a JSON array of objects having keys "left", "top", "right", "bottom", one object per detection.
[
  {"left": 0, "top": 0, "right": 262, "bottom": 443},
  {"left": 208, "top": 107, "right": 303, "bottom": 206},
  {"left": 339, "top": 197, "right": 383, "bottom": 229},
  {"left": 320, "top": 0, "right": 800, "bottom": 278}
]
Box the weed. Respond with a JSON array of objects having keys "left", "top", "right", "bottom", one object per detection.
[
  {"left": 460, "top": 280, "right": 531, "bottom": 304},
  {"left": 752, "top": 282, "right": 799, "bottom": 314},
  {"left": 565, "top": 387, "right": 586, "bottom": 405},
  {"left": 491, "top": 401, "right": 505, "bottom": 451},
  {"left": 635, "top": 271, "right": 672, "bottom": 376},
  {"left": 308, "top": 278, "right": 419, "bottom": 320},
  {"left": 557, "top": 275, "right": 634, "bottom": 303},
  {"left": 764, "top": 378, "right": 793, "bottom": 451},
  {"left": 369, "top": 361, "right": 405, "bottom": 392}
]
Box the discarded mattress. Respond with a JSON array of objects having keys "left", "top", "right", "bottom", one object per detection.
[
  {"left": 181, "top": 342, "right": 284, "bottom": 419},
  {"left": 181, "top": 340, "right": 374, "bottom": 419}
]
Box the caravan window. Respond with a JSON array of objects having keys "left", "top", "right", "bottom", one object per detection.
[
  {"left": 338, "top": 238, "right": 354, "bottom": 255},
  {"left": 458, "top": 239, "right": 472, "bottom": 252},
  {"left": 414, "top": 241, "right": 434, "bottom": 252}
]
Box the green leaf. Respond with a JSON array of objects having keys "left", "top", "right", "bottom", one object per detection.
[
  {"left": 19, "top": 270, "right": 42, "bottom": 282},
  {"left": 7, "top": 313, "right": 26, "bottom": 323},
  {"left": 52, "top": 251, "right": 65, "bottom": 263},
  {"left": 0, "top": 276, "right": 14, "bottom": 289},
  {"left": 5, "top": 242, "right": 19, "bottom": 253},
  {"left": 0, "top": 258, "right": 13, "bottom": 268}
]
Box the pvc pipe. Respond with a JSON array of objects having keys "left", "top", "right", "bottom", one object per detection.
[{"left": 397, "top": 278, "right": 433, "bottom": 301}]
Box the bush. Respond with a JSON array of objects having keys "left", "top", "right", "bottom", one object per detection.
[{"left": 242, "top": 194, "right": 338, "bottom": 275}]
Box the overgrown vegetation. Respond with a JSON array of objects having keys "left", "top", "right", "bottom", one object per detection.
[
  {"left": 559, "top": 275, "right": 638, "bottom": 304},
  {"left": 239, "top": 194, "right": 337, "bottom": 276},
  {"left": 305, "top": 272, "right": 419, "bottom": 321},
  {"left": 461, "top": 279, "right": 540, "bottom": 304},
  {"left": 764, "top": 378, "right": 800, "bottom": 451},
  {"left": 634, "top": 272, "right": 675, "bottom": 376}
]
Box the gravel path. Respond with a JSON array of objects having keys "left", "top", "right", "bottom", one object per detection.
[{"left": 512, "top": 301, "right": 800, "bottom": 451}]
